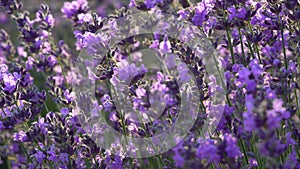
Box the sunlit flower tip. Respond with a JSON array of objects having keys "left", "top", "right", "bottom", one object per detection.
[
  {"left": 249, "top": 158, "right": 258, "bottom": 167},
  {"left": 78, "top": 13, "right": 93, "bottom": 23},
  {"left": 136, "top": 87, "right": 146, "bottom": 98},
  {"left": 159, "top": 35, "right": 171, "bottom": 53},
  {"left": 45, "top": 14, "right": 55, "bottom": 27},
  {"left": 177, "top": 9, "right": 189, "bottom": 20},
  {"left": 149, "top": 40, "right": 159, "bottom": 49},
  {"left": 129, "top": 0, "right": 136, "bottom": 7},
  {"left": 13, "top": 131, "right": 28, "bottom": 142},
  {"left": 64, "top": 89, "right": 76, "bottom": 102}
]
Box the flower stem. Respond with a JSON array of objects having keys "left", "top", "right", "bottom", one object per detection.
[
  {"left": 238, "top": 29, "right": 246, "bottom": 66},
  {"left": 279, "top": 17, "right": 288, "bottom": 70},
  {"left": 247, "top": 21, "right": 262, "bottom": 64},
  {"left": 239, "top": 139, "right": 249, "bottom": 165},
  {"left": 226, "top": 29, "right": 235, "bottom": 65}
]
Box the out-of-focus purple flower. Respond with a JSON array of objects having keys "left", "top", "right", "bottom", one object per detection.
[
  {"left": 129, "top": 0, "right": 137, "bottom": 7},
  {"left": 246, "top": 80, "right": 257, "bottom": 92},
  {"left": 47, "top": 55, "right": 57, "bottom": 67},
  {"left": 78, "top": 13, "right": 93, "bottom": 23},
  {"left": 273, "top": 99, "right": 286, "bottom": 113},
  {"left": 0, "top": 12, "right": 7, "bottom": 23},
  {"left": 61, "top": 0, "right": 88, "bottom": 18},
  {"left": 177, "top": 63, "right": 191, "bottom": 83},
  {"left": 192, "top": 10, "right": 208, "bottom": 26},
  {"left": 149, "top": 40, "right": 159, "bottom": 49},
  {"left": 34, "top": 117, "right": 48, "bottom": 134},
  {"left": 45, "top": 13, "right": 55, "bottom": 28},
  {"left": 288, "top": 61, "right": 297, "bottom": 74},
  {"left": 136, "top": 87, "right": 146, "bottom": 98},
  {"left": 271, "top": 99, "right": 290, "bottom": 119},
  {"left": 204, "top": 16, "right": 216, "bottom": 33},
  {"left": 192, "top": 1, "right": 214, "bottom": 26},
  {"left": 59, "top": 153, "right": 69, "bottom": 163},
  {"left": 66, "top": 70, "right": 81, "bottom": 85},
  {"left": 47, "top": 145, "right": 57, "bottom": 162},
  {"left": 17, "top": 47, "right": 27, "bottom": 58},
  {"left": 273, "top": 59, "right": 281, "bottom": 66},
  {"left": 178, "top": 9, "right": 190, "bottom": 20},
  {"left": 0, "top": 121, "right": 4, "bottom": 130},
  {"left": 266, "top": 88, "right": 276, "bottom": 99},
  {"left": 286, "top": 132, "right": 296, "bottom": 145},
  {"left": 266, "top": 109, "right": 282, "bottom": 130},
  {"left": 249, "top": 158, "right": 258, "bottom": 168},
  {"left": 61, "top": 107, "right": 70, "bottom": 119},
  {"left": 103, "top": 100, "right": 113, "bottom": 112},
  {"left": 225, "top": 134, "right": 241, "bottom": 158},
  {"left": 34, "top": 150, "right": 46, "bottom": 164},
  {"left": 243, "top": 94, "right": 256, "bottom": 131},
  {"left": 81, "top": 32, "right": 109, "bottom": 56},
  {"left": 75, "top": 157, "right": 86, "bottom": 168},
  {"left": 159, "top": 35, "right": 171, "bottom": 53},
  {"left": 118, "top": 64, "right": 138, "bottom": 81},
  {"left": 144, "top": 0, "right": 162, "bottom": 9},
  {"left": 64, "top": 89, "right": 76, "bottom": 102},
  {"left": 173, "top": 152, "right": 185, "bottom": 167},
  {"left": 249, "top": 59, "right": 262, "bottom": 79},
  {"left": 13, "top": 131, "right": 28, "bottom": 141},
  {"left": 196, "top": 139, "right": 220, "bottom": 163},
  {"left": 111, "top": 61, "right": 147, "bottom": 89},
  {"left": 238, "top": 67, "right": 251, "bottom": 81},
  {"left": 3, "top": 73, "right": 17, "bottom": 93},
  {"left": 284, "top": 147, "right": 300, "bottom": 168},
  {"left": 165, "top": 54, "right": 176, "bottom": 69},
  {"left": 228, "top": 7, "right": 247, "bottom": 20}
]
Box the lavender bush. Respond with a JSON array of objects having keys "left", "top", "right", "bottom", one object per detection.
[{"left": 0, "top": 0, "right": 299, "bottom": 168}]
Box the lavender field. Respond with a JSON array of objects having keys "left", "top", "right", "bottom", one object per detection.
[{"left": 0, "top": 0, "right": 300, "bottom": 168}]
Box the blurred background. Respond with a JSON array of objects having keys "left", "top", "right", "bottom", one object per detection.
[{"left": 0, "top": 0, "right": 202, "bottom": 51}]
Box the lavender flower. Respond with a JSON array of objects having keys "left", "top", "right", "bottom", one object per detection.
[{"left": 0, "top": 0, "right": 299, "bottom": 168}]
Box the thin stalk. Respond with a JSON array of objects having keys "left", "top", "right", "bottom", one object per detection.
[
  {"left": 246, "top": 40, "right": 255, "bottom": 60},
  {"left": 295, "top": 89, "right": 299, "bottom": 115},
  {"left": 238, "top": 28, "right": 246, "bottom": 66},
  {"left": 239, "top": 139, "right": 249, "bottom": 165},
  {"left": 254, "top": 44, "right": 262, "bottom": 64},
  {"left": 211, "top": 51, "right": 232, "bottom": 106},
  {"left": 277, "top": 15, "right": 292, "bottom": 104},
  {"left": 247, "top": 21, "right": 262, "bottom": 64},
  {"left": 226, "top": 28, "right": 235, "bottom": 64},
  {"left": 20, "top": 141, "right": 32, "bottom": 162},
  {"left": 278, "top": 16, "right": 288, "bottom": 70}
]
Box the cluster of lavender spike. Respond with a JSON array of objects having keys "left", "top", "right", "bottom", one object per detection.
[{"left": 0, "top": 0, "right": 300, "bottom": 168}]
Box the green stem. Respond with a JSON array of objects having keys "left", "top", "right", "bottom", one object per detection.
[
  {"left": 295, "top": 89, "right": 299, "bottom": 106},
  {"left": 20, "top": 141, "right": 32, "bottom": 162},
  {"left": 247, "top": 21, "right": 262, "bottom": 64},
  {"left": 239, "top": 139, "right": 249, "bottom": 165},
  {"left": 279, "top": 17, "right": 288, "bottom": 70},
  {"left": 254, "top": 44, "right": 262, "bottom": 64},
  {"left": 108, "top": 82, "right": 128, "bottom": 146},
  {"left": 238, "top": 29, "right": 246, "bottom": 66},
  {"left": 226, "top": 29, "right": 235, "bottom": 64},
  {"left": 246, "top": 40, "right": 255, "bottom": 60}
]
